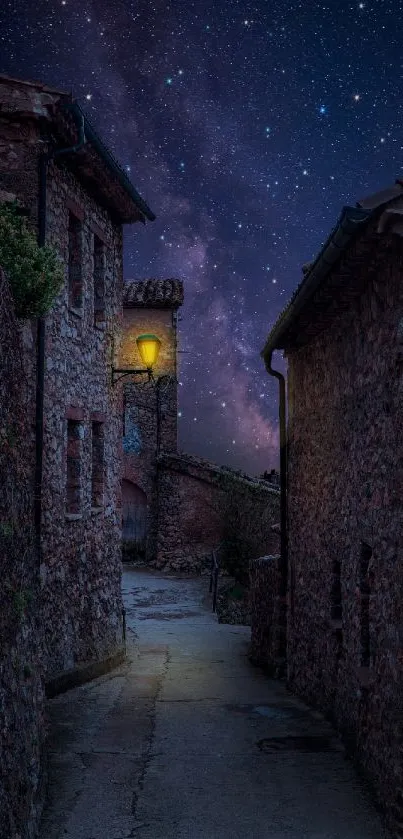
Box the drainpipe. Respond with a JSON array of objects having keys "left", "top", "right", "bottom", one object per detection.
[
  {"left": 264, "top": 351, "right": 288, "bottom": 603},
  {"left": 35, "top": 107, "right": 86, "bottom": 566}
]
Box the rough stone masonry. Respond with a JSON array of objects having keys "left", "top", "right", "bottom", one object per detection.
[{"left": 0, "top": 72, "right": 154, "bottom": 838}]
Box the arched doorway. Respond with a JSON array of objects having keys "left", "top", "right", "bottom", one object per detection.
[{"left": 122, "top": 479, "right": 147, "bottom": 562}]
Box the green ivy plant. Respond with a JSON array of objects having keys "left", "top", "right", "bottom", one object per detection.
[{"left": 0, "top": 201, "right": 64, "bottom": 318}]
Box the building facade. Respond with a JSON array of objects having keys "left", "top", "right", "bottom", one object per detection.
[
  {"left": 120, "top": 279, "right": 280, "bottom": 573},
  {"left": 0, "top": 73, "right": 154, "bottom": 680},
  {"left": 259, "top": 181, "right": 403, "bottom": 837},
  {"left": 120, "top": 279, "right": 184, "bottom": 562}
]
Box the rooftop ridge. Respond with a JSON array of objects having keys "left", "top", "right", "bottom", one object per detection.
[{"left": 123, "top": 278, "right": 184, "bottom": 309}]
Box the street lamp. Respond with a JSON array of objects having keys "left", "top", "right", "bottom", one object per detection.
[
  {"left": 112, "top": 333, "right": 161, "bottom": 386},
  {"left": 136, "top": 333, "right": 161, "bottom": 368}
]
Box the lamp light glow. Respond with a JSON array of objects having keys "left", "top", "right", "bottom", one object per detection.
[{"left": 136, "top": 333, "right": 161, "bottom": 368}]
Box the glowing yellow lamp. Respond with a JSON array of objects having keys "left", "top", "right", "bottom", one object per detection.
[{"left": 136, "top": 333, "right": 161, "bottom": 368}]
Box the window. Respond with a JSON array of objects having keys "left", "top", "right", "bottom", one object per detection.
[
  {"left": 66, "top": 420, "right": 82, "bottom": 514},
  {"left": 91, "top": 421, "right": 104, "bottom": 508},
  {"left": 360, "top": 542, "right": 372, "bottom": 667},
  {"left": 93, "top": 234, "right": 106, "bottom": 326},
  {"left": 68, "top": 211, "right": 83, "bottom": 309}
]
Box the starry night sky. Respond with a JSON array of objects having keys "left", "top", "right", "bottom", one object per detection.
[{"left": 0, "top": 1, "right": 401, "bottom": 474}]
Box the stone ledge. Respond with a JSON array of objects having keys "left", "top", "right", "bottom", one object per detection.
[{"left": 45, "top": 646, "right": 126, "bottom": 699}]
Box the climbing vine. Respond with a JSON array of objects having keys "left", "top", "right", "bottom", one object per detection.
[{"left": 0, "top": 201, "right": 64, "bottom": 318}]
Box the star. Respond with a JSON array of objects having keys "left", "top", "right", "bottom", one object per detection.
[{"left": 2, "top": 0, "right": 396, "bottom": 478}]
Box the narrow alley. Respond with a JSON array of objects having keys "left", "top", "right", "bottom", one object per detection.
[{"left": 39, "top": 568, "right": 388, "bottom": 839}]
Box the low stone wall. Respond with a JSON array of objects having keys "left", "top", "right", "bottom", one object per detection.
[
  {"left": 249, "top": 555, "right": 286, "bottom": 676},
  {"left": 0, "top": 268, "right": 46, "bottom": 839},
  {"left": 155, "top": 452, "right": 280, "bottom": 572},
  {"left": 216, "top": 580, "right": 251, "bottom": 626}
]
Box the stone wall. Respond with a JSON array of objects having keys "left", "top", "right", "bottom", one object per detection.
[
  {"left": 0, "top": 101, "right": 125, "bottom": 679},
  {"left": 121, "top": 305, "right": 179, "bottom": 561},
  {"left": 39, "top": 160, "right": 124, "bottom": 677},
  {"left": 249, "top": 555, "right": 285, "bottom": 676},
  {"left": 0, "top": 268, "right": 46, "bottom": 839},
  {"left": 285, "top": 226, "right": 403, "bottom": 836},
  {"left": 155, "top": 452, "right": 280, "bottom": 572}
]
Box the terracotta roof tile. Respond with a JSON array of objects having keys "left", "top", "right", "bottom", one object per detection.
[{"left": 123, "top": 279, "right": 184, "bottom": 309}]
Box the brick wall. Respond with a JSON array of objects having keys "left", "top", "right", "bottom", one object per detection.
[{"left": 285, "top": 227, "right": 403, "bottom": 835}]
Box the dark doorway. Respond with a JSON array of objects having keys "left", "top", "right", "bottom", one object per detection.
[{"left": 122, "top": 480, "right": 147, "bottom": 562}]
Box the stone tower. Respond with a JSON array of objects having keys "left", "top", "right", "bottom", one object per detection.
[{"left": 119, "top": 279, "right": 184, "bottom": 562}]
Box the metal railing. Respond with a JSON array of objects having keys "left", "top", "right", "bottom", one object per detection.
[{"left": 209, "top": 544, "right": 224, "bottom": 612}]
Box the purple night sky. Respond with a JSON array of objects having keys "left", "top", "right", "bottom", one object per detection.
[{"left": 1, "top": 0, "right": 401, "bottom": 474}]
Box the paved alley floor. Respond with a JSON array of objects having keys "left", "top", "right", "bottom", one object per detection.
[{"left": 39, "top": 567, "right": 389, "bottom": 839}]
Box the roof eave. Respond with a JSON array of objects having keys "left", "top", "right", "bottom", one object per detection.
[
  {"left": 261, "top": 205, "right": 373, "bottom": 360},
  {"left": 63, "top": 102, "right": 156, "bottom": 223}
]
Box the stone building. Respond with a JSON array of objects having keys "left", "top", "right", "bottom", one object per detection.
[
  {"left": 120, "top": 279, "right": 280, "bottom": 572},
  {"left": 155, "top": 451, "right": 280, "bottom": 572},
  {"left": 0, "top": 267, "right": 46, "bottom": 839},
  {"left": 120, "top": 279, "right": 184, "bottom": 561},
  {"left": 0, "top": 72, "right": 154, "bottom": 685},
  {"left": 258, "top": 180, "right": 403, "bottom": 836}
]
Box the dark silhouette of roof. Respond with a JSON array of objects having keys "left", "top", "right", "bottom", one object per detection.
[{"left": 262, "top": 180, "right": 403, "bottom": 356}]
